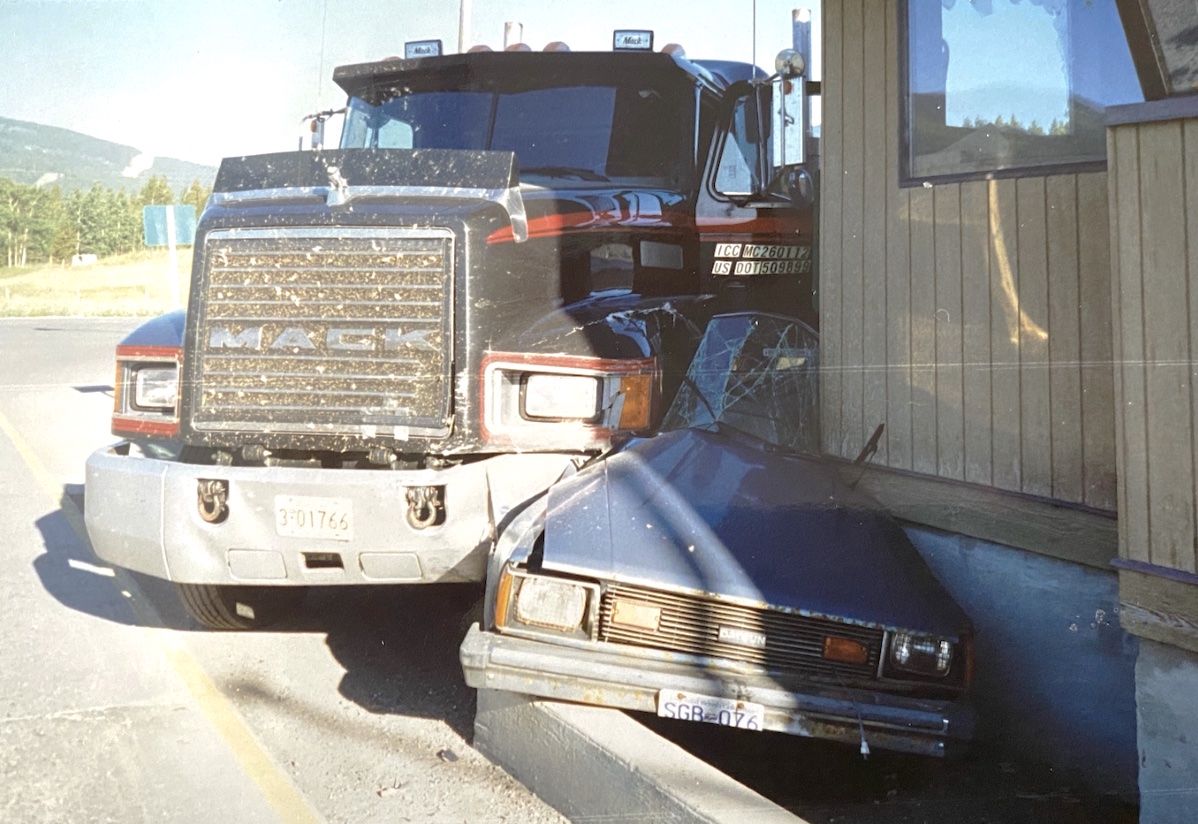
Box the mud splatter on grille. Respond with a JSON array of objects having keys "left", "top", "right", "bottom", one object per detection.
[
  {"left": 192, "top": 228, "right": 454, "bottom": 437},
  {"left": 599, "top": 583, "right": 883, "bottom": 681}
]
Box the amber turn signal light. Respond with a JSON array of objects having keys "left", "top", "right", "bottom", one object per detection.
[
  {"left": 822, "top": 636, "right": 870, "bottom": 665},
  {"left": 617, "top": 373, "right": 653, "bottom": 431}
]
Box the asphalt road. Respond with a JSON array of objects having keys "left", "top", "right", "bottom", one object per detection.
[{"left": 0, "top": 317, "right": 563, "bottom": 824}]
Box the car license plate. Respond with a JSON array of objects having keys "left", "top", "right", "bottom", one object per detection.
[
  {"left": 656, "top": 690, "right": 764, "bottom": 731},
  {"left": 274, "top": 495, "right": 353, "bottom": 541}
]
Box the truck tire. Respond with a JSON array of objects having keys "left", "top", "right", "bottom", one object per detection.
[{"left": 176, "top": 583, "right": 306, "bottom": 630}]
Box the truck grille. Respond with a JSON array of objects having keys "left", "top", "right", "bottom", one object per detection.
[
  {"left": 192, "top": 228, "right": 454, "bottom": 437},
  {"left": 598, "top": 583, "right": 884, "bottom": 682}
]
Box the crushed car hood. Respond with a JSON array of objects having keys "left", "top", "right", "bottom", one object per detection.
[{"left": 543, "top": 427, "right": 971, "bottom": 639}]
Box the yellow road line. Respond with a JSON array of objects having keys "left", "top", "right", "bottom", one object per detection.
[{"left": 0, "top": 407, "right": 323, "bottom": 824}]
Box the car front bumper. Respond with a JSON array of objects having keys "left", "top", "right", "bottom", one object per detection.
[
  {"left": 84, "top": 443, "right": 574, "bottom": 585},
  {"left": 460, "top": 624, "right": 974, "bottom": 757}
]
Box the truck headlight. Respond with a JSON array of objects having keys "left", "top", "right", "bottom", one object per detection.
[
  {"left": 483, "top": 353, "right": 658, "bottom": 447},
  {"left": 889, "top": 632, "right": 954, "bottom": 677},
  {"left": 515, "top": 576, "right": 589, "bottom": 632},
  {"left": 522, "top": 373, "right": 600, "bottom": 421},
  {"left": 112, "top": 345, "right": 181, "bottom": 438},
  {"left": 134, "top": 365, "right": 179, "bottom": 410}
]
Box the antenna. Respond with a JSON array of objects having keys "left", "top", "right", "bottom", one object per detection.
[
  {"left": 752, "top": 0, "right": 757, "bottom": 71},
  {"left": 458, "top": 0, "right": 472, "bottom": 53}
]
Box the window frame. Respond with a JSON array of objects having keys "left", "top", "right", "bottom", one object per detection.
[{"left": 898, "top": 0, "right": 1133, "bottom": 188}]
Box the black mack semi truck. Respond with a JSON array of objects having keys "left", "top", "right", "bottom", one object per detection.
[{"left": 83, "top": 34, "right": 817, "bottom": 629}]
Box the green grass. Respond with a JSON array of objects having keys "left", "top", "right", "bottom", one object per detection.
[{"left": 0, "top": 249, "right": 192, "bottom": 316}]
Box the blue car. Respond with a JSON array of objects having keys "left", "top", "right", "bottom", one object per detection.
[{"left": 460, "top": 313, "right": 975, "bottom": 757}]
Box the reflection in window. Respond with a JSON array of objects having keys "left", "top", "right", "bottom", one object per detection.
[
  {"left": 714, "top": 95, "right": 767, "bottom": 195},
  {"left": 904, "top": 0, "right": 1143, "bottom": 182}
]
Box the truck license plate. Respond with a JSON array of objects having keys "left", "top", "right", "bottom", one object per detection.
[
  {"left": 274, "top": 495, "right": 353, "bottom": 541},
  {"left": 656, "top": 690, "right": 764, "bottom": 731}
]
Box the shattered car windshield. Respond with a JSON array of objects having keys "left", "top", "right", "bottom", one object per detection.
[
  {"left": 340, "top": 83, "right": 688, "bottom": 186},
  {"left": 663, "top": 313, "right": 820, "bottom": 455}
]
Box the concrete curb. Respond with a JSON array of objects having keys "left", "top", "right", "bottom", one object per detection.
[{"left": 474, "top": 688, "right": 805, "bottom": 824}]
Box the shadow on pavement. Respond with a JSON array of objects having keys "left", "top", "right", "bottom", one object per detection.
[
  {"left": 35, "top": 483, "right": 482, "bottom": 739},
  {"left": 303, "top": 583, "right": 482, "bottom": 742},
  {"left": 31, "top": 484, "right": 193, "bottom": 629}
]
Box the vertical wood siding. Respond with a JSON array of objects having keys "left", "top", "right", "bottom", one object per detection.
[
  {"left": 1109, "top": 118, "right": 1198, "bottom": 574},
  {"left": 820, "top": 0, "right": 1118, "bottom": 512}
]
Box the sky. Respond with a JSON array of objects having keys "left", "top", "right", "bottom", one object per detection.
[{"left": 0, "top": 0, "right": 820, "bottom": 167}]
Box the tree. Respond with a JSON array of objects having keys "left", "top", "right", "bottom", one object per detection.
[
  {"left": 0, "top": 179, "right": 58, "bottom": 268},
  {"left": 77, "top": 184, "right": 119, "bottom": 256},
  {"left": 26, "top": 185, "right": 66, "bottom": 264},
  {"left": 112, "top": 189, "right": 143, "bottom": 254},
  {"left": 138, "top": 174, "right": 173, "bottom": 208},
  {"left": 1028, "top": 120, "right": 1045, "bottom": 136},
  {"left": 179, "top": 179, "right": 212, "bottom": 217},
  {"left": 1049, "top": 118, "right": 1068, "bottom": 136}
]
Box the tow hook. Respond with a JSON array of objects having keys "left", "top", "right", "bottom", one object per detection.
[
  {"left": 406, "top": 486, "right": 443, "bottom": 530},
  {"left": 197, "top": 479, "right": 229, "bottom": 524}
]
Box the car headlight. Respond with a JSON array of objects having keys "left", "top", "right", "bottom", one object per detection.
[
  {"left": 889, "top": 632, "right": 954, "bottom": 677},
  {"left": 494, "top": 566, "right": 596, "bottom": 636},
  {"left": 134, "top": 365, "right": 179, "bottom": 410},
  {"left": 522, "top": 373, "right": 600, "bottom": 421},
  {"left": 514, "top": 576, "right": 589, "bottom": 632}
]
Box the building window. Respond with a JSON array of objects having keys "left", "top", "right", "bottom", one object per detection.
[{"left": 903, "top": 0, "right": 1144, "bottom": 184}]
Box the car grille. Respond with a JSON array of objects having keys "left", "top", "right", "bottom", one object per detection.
[
  {"left": 192, "top": 228, "right": 454, "bottom": 437},
  {"left": 598, "top": 583, "right": 884, "bottom": 681}
]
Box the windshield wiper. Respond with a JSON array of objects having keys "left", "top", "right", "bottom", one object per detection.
[{"left": 521, "top": 166, "right": 610, "bottom": 182}]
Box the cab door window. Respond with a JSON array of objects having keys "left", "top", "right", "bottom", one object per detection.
[{"left": 714, "top": 93, "right": 765, "bottom": 196}]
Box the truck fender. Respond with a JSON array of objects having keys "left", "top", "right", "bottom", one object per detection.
[{"left": 119, "top": 309, "right": 186, "bottom": 349}]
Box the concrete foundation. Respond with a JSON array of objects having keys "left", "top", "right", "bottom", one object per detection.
[
  {"left": 906, "top": 526, "right": 1139, "bottom": 797},
  {"left": 1135, "top": 640, "right": 1198, "bottom": 823},
  {"left": 473, "top": 688, "right": 801, "bottom": 824}
]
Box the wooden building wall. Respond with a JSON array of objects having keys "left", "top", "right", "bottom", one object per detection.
[
  {"left": 1107, "top": 102, "right": 1198, "bottom": 653},
  {"left": 819, "top": 0, "right": 1118, "bottom": 519}
]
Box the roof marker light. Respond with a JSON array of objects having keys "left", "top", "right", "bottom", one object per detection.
[
  {"left": 613, "top": 30, "right": 654, "bottom": 51},
  {"left": 467, "top": 45, "right": 493, "bottom": 52},
  {"left": 505, "top": 43, "right": 532, "bottom": 52},
  {"left": 543, "top": 41, "right": 570, "bottom": 52}
]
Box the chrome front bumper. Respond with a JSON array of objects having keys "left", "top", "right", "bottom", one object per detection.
[
  {"left": 83, "top": 443, "right": 573, "bottom": 585},
  {"left": 460, "top": 625, "right": 974, "bottom": 757}
]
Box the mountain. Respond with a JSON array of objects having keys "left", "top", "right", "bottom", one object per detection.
[{"left": 0, "top": 116, "right": 217, "bottom": 193}]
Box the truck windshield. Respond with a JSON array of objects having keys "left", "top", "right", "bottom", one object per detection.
[{"left": 341, "top": 84, "right": 689, "bottom": 187}]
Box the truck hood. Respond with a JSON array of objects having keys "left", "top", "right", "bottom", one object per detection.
[{"left": 542, "top": 427, "right": 971, "bottom": 639}]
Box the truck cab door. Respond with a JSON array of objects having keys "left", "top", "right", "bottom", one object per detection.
[{"left": 696, "top": 74, "right": 817, "bottom": 326}]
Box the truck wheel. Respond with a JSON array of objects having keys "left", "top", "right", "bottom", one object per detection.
[{"left": 176, "top": 583, "right": 306, "bottom": 630}]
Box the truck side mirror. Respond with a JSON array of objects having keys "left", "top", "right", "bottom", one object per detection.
[
  {"left": 771, "top": 48, "right": 807, "bottom": 170},
  {"left": 772, "top": 77, "right": 805, "bottom": 168}
]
